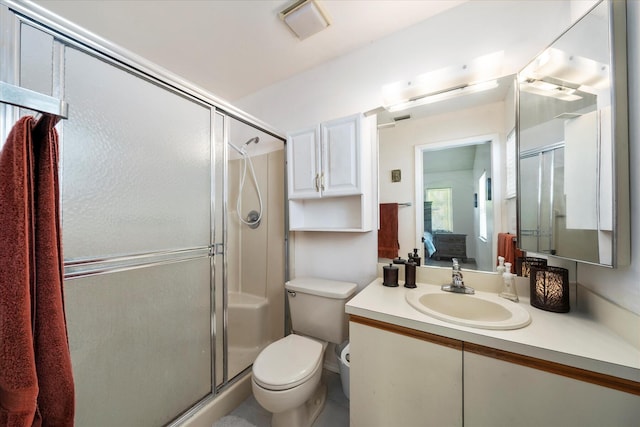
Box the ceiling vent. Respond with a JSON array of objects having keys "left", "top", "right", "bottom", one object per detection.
[
  {"left": 280, "top": 0, "right": 331, "bottom": 40},
  {"left": 393, "top": 114, "right": 411, "bottom": 122}
]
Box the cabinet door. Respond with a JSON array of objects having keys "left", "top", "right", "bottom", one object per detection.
[
  {"left": 464, "top": 351, "right": 640, "bottom": 427},
  {"left": 350, "top": 321, "right": 463, "bottom": 427},
  {"left": 320, "top": 114, "right": 362, "bottom": 197},
  {"left": 287, "top": 126, "right": 321, "bottom": 199}
]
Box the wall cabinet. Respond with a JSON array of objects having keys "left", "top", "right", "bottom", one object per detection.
[
  {"left": 350, "top": 317, "right": 640, "bottom": 427},
  {"left": 288, "top": 114, "right": 361, "bottom": 199},
  {"left": 287, "top": 113, "right": 375, "bottom": 231}
]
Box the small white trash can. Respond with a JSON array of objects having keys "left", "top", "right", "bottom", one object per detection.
[{"left": 335, "top": 340, "right": 350, "bottom": 399}]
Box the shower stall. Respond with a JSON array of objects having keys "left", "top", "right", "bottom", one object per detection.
[
  {"left": 0, "top": 2, "right": 286, "bottom": 425},
  {"left": 217, "top": 115, "right": 287, "bottom": 384}
]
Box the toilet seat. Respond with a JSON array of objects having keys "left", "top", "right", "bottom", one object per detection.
[{"left": 253, "top": 334, "right": 323, "bottom": 391}]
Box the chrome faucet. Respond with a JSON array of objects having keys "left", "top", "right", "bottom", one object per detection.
[{"left": 441, "top": 258, "right": 475, "bottom": 294}]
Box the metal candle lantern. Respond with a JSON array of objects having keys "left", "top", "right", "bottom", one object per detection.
[
  {"left": 530, "top": 266, "right": 570, "bottom": 313},
  {"left": 516, "top": 256, "right": 547, "bottom": 277}
]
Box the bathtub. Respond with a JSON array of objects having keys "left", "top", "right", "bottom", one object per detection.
[{"left": 227, "top": 292, "right": 268, "bottom": 378}]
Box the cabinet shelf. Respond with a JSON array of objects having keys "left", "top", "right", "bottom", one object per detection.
[{"left": 289, "top": 195, "right": 372, "bottom": 232}]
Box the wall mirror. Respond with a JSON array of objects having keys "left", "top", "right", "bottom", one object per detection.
[
  {"left": 378, "top": 74, "right": 516, "bottom": 273},
  {"left": 517, "top": 0, "right": 629, "bottom": 267},
  {"left": 417, "top": 137, "right": 495, "bottom": 272}
]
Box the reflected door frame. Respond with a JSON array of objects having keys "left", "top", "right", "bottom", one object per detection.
[{"left": 414, "top": 134, "right": 502, "bottom": 271}]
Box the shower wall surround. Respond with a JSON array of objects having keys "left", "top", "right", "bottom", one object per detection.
[{"left": 0, "top": 3, "right": 285, "bottom": 426}]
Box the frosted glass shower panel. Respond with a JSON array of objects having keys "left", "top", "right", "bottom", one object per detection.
[
  {"left": 519, "top": 155, "right": 539, "bottom": 251},
  {"left": 62, "top": 47, "right": 211, "bottom": 259},
  {"left": 64, "top": 259, "right": 212, "bottom": 427}
]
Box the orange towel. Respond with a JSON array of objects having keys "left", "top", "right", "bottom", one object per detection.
[
  {"left": 0, "top": 116, "right": 75, "bottom": 426},
  {"left": 378, "top": 203, "right": 399, "bottom": 259},
  {"left": 497, "top": 232, "right": 523, "bottom": 267}
]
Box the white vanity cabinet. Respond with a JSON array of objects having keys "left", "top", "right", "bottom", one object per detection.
[
  {"left": 349, "top": 320, "right": 463, "bottom": 427},
  {"left": 350, "top": 316, "right": 640, "bottom": 427},
  {"left": 287, "top": 113, "right": 375, "bottom": 231},
  {"left": 464, "top": 350, "right": 640, "bottom": 427}
]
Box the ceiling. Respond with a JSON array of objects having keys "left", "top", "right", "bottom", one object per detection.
[
  {"left": 31, "top": 0, "right": 467, "bottom": 102},
  {"left": 423, "top": 143, "right": 489, "bottom": 174}
]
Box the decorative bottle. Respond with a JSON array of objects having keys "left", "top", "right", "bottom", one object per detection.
[
  {"left": 499, "top": 262, "right": 519, "bottom": 302},
  {"left": 497, "top": 256, "right": 506, "bottom": 275}
]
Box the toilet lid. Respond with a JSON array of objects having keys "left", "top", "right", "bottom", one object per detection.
[{"left": 253, "top": 334, "right": 323, "bottom": 391}]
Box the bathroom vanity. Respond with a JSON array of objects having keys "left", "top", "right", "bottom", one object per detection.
[{"left": 346, "top": 276, "right": 640, "bottom": 427}]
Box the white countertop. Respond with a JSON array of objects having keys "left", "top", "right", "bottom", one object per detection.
[{"left": 346, "top": 278, "right": 640, "bottom": 382}]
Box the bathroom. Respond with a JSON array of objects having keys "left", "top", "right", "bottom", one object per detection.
[{"left": 0, "top": 0, "right": 638, "bottom": 426}]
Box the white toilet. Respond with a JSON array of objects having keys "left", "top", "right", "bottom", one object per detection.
[{"left": 251, "top": 277, "right": 357, "bottom": 427}]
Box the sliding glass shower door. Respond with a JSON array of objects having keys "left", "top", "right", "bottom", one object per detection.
[
  {"left": 18, "top": 20, "right": 214, "bottom": 426},
  {"left": 519, "top": 146, "right": 564, "bottom": 255},
  {"left": 60, "top": 46, "right": 214, "bottom": 426}
]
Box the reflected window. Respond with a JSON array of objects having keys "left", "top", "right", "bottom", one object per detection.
[
  {"left": 478, "top": 172, "right": 487, "bottom": 241},
  {"left": 426, "top": 188, "right": 453, "bottom": 232}
]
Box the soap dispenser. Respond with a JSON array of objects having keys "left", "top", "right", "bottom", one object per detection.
[
  {"left": 408, "top": 248, "right": 421, "bottom": 266},
  {"left": 499, "top": 262, "right": 519, "bottom": 302},
  {"left": 404, "top": 261, "right": 417, "bottom": 288},
  {"left": 497, "top": 256, "right": 506, "bottom": 275}
]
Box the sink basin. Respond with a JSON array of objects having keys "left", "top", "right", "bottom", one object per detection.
[{"left": 405, "top": 288, "right": 531, "bottom": 330}]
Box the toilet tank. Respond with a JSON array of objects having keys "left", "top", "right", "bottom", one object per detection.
[{"left": 285, "top": 278, "right": 357, "bottom": 344}]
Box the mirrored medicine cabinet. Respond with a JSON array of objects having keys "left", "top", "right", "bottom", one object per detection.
[{"left": 517, "top": 0, "right": 630, "bottom": 267}]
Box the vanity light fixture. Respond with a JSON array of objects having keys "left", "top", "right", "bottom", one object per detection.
[
  {"left": 520, "top": 47, "right": 609, "bottom": 101},
  {"left": 280, "top": 0, "right": 331, "bottom": 40},
  {"left": 519, "top": 78, "right": 583, "bottom": 101},
  {"left": 386, "top": 79, "right": 499, "bottom": 113},
  {"left": 522, "top": 48, "right": 609, "bottom": 91},
  {"left": 382, "top": 51, "right": 504, "bottom": 113}
]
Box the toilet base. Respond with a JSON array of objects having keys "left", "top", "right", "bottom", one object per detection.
[{"left": 271, "top": 380, "right": 327, "bottom": 427}]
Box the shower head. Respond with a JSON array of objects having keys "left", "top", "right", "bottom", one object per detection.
[{"left": 229, "top": 137, "right": 259, "bottom": 155}]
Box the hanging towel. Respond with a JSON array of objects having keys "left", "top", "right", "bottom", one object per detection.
[
  {"left": 0, "top": 116, "right": 38, "bottom": 426},
  {"left": 378, "top": 203, "right": 400, "bottom": 259},
  {"left": 0, "top": 116, "right": 75, "bottom": 426},
  {"left": 497, "top": 232, "right": 523, "bottom": 268}
]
